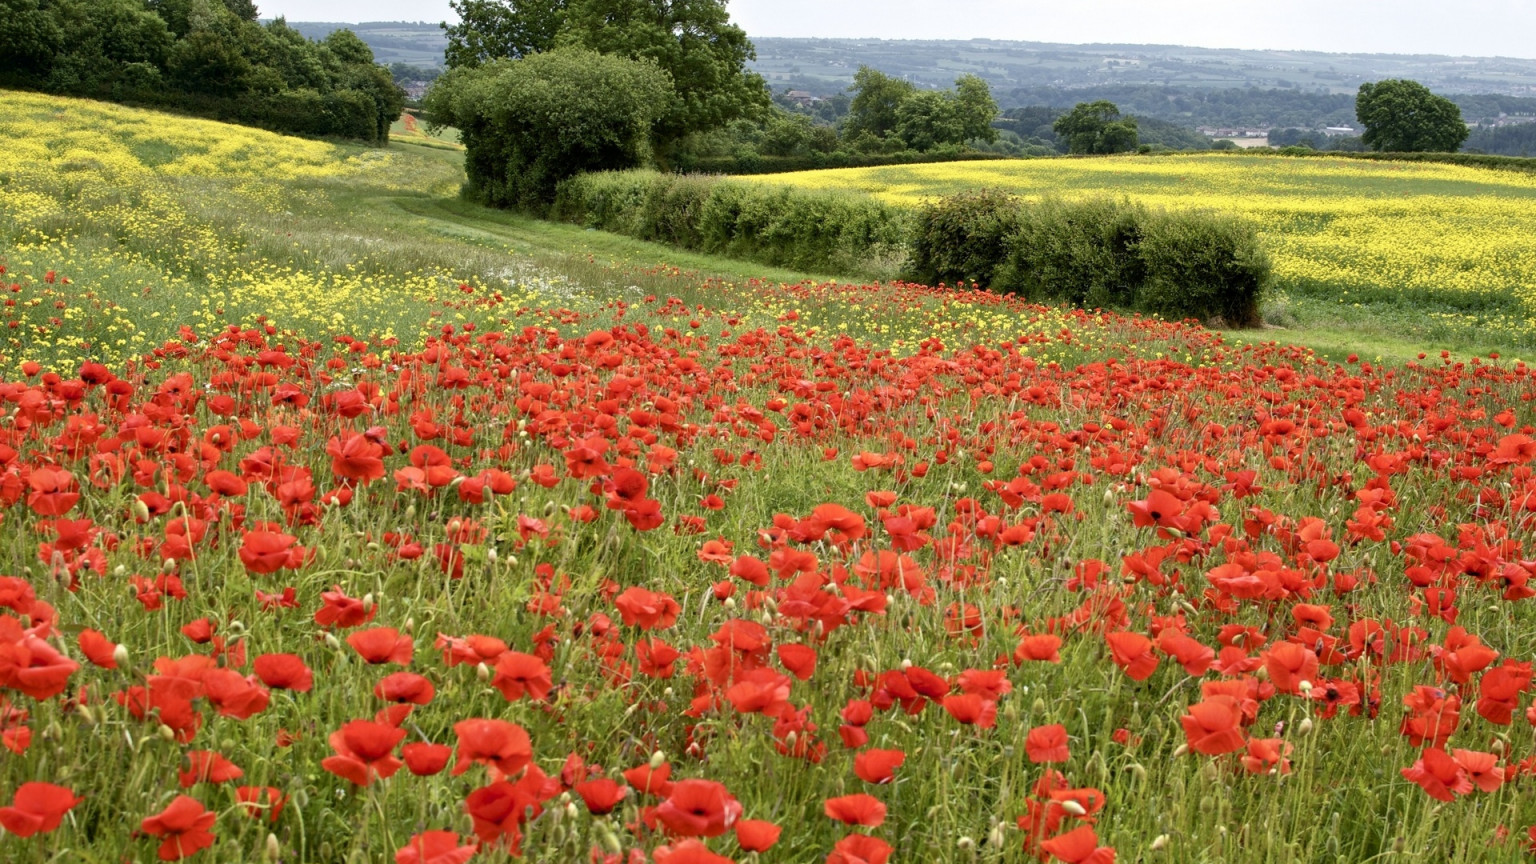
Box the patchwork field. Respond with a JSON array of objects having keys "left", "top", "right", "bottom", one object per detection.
[
  {"left": 4, "top": 91, "right": 1536, "bottom": 864},
  {"left": 750, "top": 155, "right": 1536, "bottom": 354}
]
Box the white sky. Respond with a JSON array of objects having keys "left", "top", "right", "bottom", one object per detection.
[{"left": 259, "top": 0, "right": 1536, "bottom": 59}]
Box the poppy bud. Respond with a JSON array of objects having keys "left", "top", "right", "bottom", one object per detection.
[
  {"left": 988, "top": 822, "right": 1006, "bottom": 848},
  {"left": 565, "top": 801, "right": 580, "bottom": 820},
  {"left": 649, "top": 750, "right": 666, "bottom": 769},
  {"left": 113, "top": 643, "right": 130, "bottom": 668},
  {"left": 595, "top": 821, "right": 622, "bottom": 854},
  {"left": 132, "top": 499, "right": 151, "bottom": 522},
  {"left": 487, "top": 547, "right": 498, "bottom": 563},
  {"left": 957, "top": 837, "right": 975, "bottom": 852},
  {"left": 158, "top": 724, "right": 176, "bottom": 742},
  {"left": 1125, "top": 763, "right": 1147, "bottom": 781},
  {"left": 663, "top": 687, "right": 673, "bottom": 698},
  {"left": 723, "top": 597, "right": 736, "bottom": 610},
  {"left": 1172, "top": 744, "right": 1190, "bottom": 758},
  {"left": 161, "top": 558, "right": 177, "bottom": 573},
  {"left": 1061, "top": 800, "right": 1087, "bottom": 816},
  {"left": 78, "top": 705, "right": 97, "bottom": 726},
  {"left": 900, "top": 658, "right": 913, "bottom": 670},
  {"left": 362, "top": 593, "right": 375, "bottom": 612},
  {"left": 324, "top": 632, "right": 343, "bottom": 651},
  {"left": 1031, "top": 697, "right": 1046, "bottom": 715},
  {"left": 403, "top": 617, "right": 415, "bottom": 633},
  {"left": 265, "top": 833, "right": 281, "bottom": 861},
  {"left": 1298, "top": 680, "right": 1313, "bottom": 695},
  {"left": 1151, "top": 834, "right": 1170, "bottom": 851},
  {"left": 476, "top": 662, "right": 491, "bottom": 682},
  {"left": 1297, "top": 717, "right": 1314, "bottom": 735}
]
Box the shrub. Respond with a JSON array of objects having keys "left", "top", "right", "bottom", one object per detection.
[
  {"left": 1135, "top": 209, "right": 1270, "bottom": 326},
  {"left": 423, "top": 49, "right": 672, "bottom": 211},
  {"left": 552, "top": 170, "right": 909, "bottom": 278},
  {"left": 904, "top": 189, "right": 1023, "bottom": 288},
  {"left": 994, "top": 198, "right": 1146, "bottom": 310},
  {"left": 908, "top": 193, "right": 1270, "bottom": 325}
]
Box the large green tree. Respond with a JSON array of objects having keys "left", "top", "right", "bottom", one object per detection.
[
  {"left": 443, "top": 0, "right": 568, "bottom": 67},
  {"left": 1053, "top": 100, "right": 1139, "bottom": 155},
  {"left": 0, "top": 0, "right": 65, "bottom": 79},
  {"left": 441, "top": 0, "right": 766, "bottom": 154},
  {"left": 843, "top": 65, "right": 916, "bottom": 141},
  {"left": 424, "top": 47, "right": 672, "bottom": 208},
  {"left": 1356, "top": 79, "right": 1469, "bottom": 153}
]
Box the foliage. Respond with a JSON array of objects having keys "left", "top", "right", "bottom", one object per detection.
[
  {"left": 903, "top": 188, "right": 1024, "bottom": 287},
  {"left": 842, "top": 65, "right": 917, "bottom": 141},
  {"left": 423, "top": 48, "right": 671, "bottom": 210},
  {"left": 1357, "top": 79, "right": 1470, "bottom": 153},
  {"left": 0, "top": 0, "right": 402, "bottom": 144},
  {"left": 1053, "top": 101, "right": 1139, "bottom": 155},
  {"left": 844, "top": 69, "right": 999, "bottom": 153},
  {"left": 552, "top": 170, "right": 909, "bottom": 275},
  {"left": 1465, "top": 122, "right": 1536, "bottom": 157},
  {"left": 439, "top": 0, "right": 768, "bottom": 155},
  {"left": 903, "top": 192, "right": 1269, "bottom": 324},
  {"left": 442, "top": 0, "right": 567, "bottom": 67}
]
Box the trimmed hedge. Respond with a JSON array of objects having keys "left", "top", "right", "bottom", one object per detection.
[
  {"left": 907, "top": 192, "right": 1271, "bottom": 326},
  {"left": 552, "top": 171, "right": 910, "bottom": 277},
  {"left": 1179, "top": 147, "right": 1536, "bottom": 177},
  {"left": 676, "top": 150, "right": 1016, "bottom": 176}
]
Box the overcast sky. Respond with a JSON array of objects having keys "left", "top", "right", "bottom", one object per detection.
[{"left": 260, "top": 0, "right": 1536, "bottom": 59}]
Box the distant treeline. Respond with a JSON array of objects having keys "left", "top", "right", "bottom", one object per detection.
[
  {"left": 1465, "top": 124, "right": 1536, "bottom": 158},
  {"left": 1002, "top": 84, "right": 1536, "bottom": 133},
  {"left": 0, "top": 0, "right": 403, "bottom": 144}
]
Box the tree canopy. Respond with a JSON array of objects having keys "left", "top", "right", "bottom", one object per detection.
[
  {"left": 1052, "top": 101, "right": 1139, "bottom": 155},
  {"left": 1356, "top": 79, "right": 1470, "bottom": 153},
  {"left": 845, "top": 68, "right": 997, "bottom": 152},
  {"left": 441, "top": 0, "right": 767, "bottom": 153},
  {"left": 424, "top": 48, "right": 672, "bottom": 209},
  {"left": 0, "top": 0, "right": 402, "bottom": 144}
]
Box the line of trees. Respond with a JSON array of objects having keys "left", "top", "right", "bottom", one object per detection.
[{"left": 0, "top": 0, "right": 403, "bottom": 144}]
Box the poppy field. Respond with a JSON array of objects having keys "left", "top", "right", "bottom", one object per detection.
[{"left": 5, "top": 92, "right": 1536, "bottom": 864}]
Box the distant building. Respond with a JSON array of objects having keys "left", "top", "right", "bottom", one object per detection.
[{"left": 784, "top": 90, "right": 822, "bottom": 107}]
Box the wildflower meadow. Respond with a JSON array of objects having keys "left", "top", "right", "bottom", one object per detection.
[{"left": 3, "top": 91, "right": 1536, "bottom": 864}]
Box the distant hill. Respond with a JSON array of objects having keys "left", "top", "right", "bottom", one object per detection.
[
  {"left": 292, "top": 22, "right": 1536, "bottom": 143},
  {"left": 283, "top": 21, "right": 450, "bottom": 68}
]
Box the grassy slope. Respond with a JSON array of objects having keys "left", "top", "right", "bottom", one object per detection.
[
  {"left": 372, "top": 145, "right": 1522, "bottom": 367},
  {"left": 0, "top": 90, "right": 1512, "bottom": 370}
]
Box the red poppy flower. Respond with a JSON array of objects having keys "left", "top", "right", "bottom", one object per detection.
[
  {"left": 654, "top": 838, "right": 735, "bottom": 864},
  {"left": 1040, "top": 824, "right": 1116, "bottom": 863},
  {"left": 736, "top": 818, "right": 782, "bottom": 852},
  {"left": 178, "top": 750, "right": 243, "bottom": 787},
  {"left": 613, "top": 587, "right": 682, "bottom": 630},
  {"left": 375, "top": 672, "right": 436, "bottom": 705},
  {"left": 853, "top": 749, "right": 905, "bottom": 784},
  {"left": 234, "top": 786, "right": 286, "bottom": 823},
  {"left": 1179, "top": 695, "right": 1246, "bottom": 756},
  {"left": 347, "top": 627, "right": 414, "bottom": 665},
  {"left": 1105, "top": 631, "right": 1159, "bottom": 681},
  {"left": 573, "top": 778, "right": 627, "bottom": 814},
  {"left": 827, "top": 833, "right": 892, "bottom": 864},
  {"left": 402, "top": 742, "right": 453, "bottom": 776},
  {"left": 253, "top": 653, "right": 312, "bottom": 692},
  {"left": 78, "top": 628, "right": 119, "bottom": 669},
  {"left": 942, "top": 693, "right": 998, "bottom": 727},
  {"left": 490, "top": 651, "right": 553, "bottom": 702},
  {"left": 655, "top": 779, "right": 743, "bottom": 837},
  {"left": 139, "top": 795, "right": 217, "bottom": 861},
  {"left": 823, "top": 793, "right": 886, "bottom": 827},
  {"left": 0, "top": 782, "right": 81, "bottom": 837},
  {"left": 396, "top": 830, "right": 477, "bottom": 864},
  {"left": 1025, "top": 724, "right": 1071, "bottom": 763},
  {"left": 1402, "top": 747, "right": 1473, "bottom": 801},
  {"left": 452, "top": 718, "right": 532, "bottom": 779},
  {"left": 321, "top": 719, "right": 406, "bottom": 786}
]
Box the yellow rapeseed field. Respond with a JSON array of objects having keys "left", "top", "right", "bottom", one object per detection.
[
  {"left": 0, "top": 90, "right": 508, "bottom": 371},
  {"left": 750, "top": 155, "right": 1536, "bottom": 344}
]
